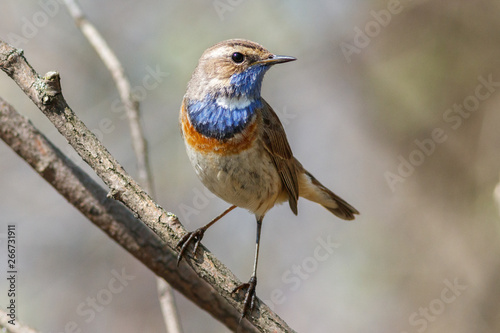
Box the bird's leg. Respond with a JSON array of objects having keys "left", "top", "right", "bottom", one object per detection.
[
  {"left": 176, "top": 205, "right": 237, "bottom": 266},
  {"left": 232, "top": 216, "right": 263, "bottom": 319}
]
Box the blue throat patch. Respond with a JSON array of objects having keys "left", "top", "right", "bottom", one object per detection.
[
  {"left": 228, "top": 64, "right": 269, "bottom": 97},
  {"left": 188, "top": 96, "right": 262, "bottom": 140},
  {"left": 188, "top": 64, "right": 269, "bottom": 140}
]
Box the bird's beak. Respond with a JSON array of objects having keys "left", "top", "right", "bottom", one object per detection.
[{"left": 258, "top": 54, "right": 297, "bottom": 65}]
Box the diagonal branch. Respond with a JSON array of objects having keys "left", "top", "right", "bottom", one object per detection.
[
  {"left": 0, "top": 96, "right": 257, "bottom": 333},
  {"left": 0, "top": 41, "right": 295, "bottom": 333},
  {"left": 63, "top": 0, "right": 153, "bottom": 192},
  {"left": 61, "top": 1, "right": 180, "bottom": 331}
]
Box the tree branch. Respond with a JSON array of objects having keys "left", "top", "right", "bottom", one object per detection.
[
  {"left": 0, "top": 41, "right": 295, "bottom": 332},
  {"left": 61, "top": 1, "right": 180, "bottom": 331},
  {"left": 0, "top": 96, "right": 255, "bottom": 332},
  {"left": 62, "top": 0, "right": 154, "bottom": 192}
]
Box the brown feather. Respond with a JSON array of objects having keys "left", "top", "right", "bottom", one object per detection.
[
  {"left": 301, "top": 170, "right": 359, "bottom": 220},
  {"left": 259, "top": 99, "right": 300, "bottom": 215}
]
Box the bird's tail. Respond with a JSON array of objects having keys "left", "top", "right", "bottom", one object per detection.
[{"left": 299, "top": 170, "right": 359, "bottom": 220}]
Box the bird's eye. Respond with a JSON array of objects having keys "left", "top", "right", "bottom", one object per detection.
[{"left": 231, "top": 52, "right": 245, "bottom": 63}]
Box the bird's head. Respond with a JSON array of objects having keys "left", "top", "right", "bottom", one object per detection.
[{"left": 186, "top": 39, "right": 296, "bottom": 101}]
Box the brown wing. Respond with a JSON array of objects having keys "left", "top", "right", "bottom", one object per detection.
[{"left": 259, "top": 99, "right": 300, "bottom": 215}]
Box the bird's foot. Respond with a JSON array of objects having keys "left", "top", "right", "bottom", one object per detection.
[
  {"left": 176, "top": 227, "right": 206, "bottom": 266},
  {"left": 232, "top": 275, "right": 257, "bottom": 319}
]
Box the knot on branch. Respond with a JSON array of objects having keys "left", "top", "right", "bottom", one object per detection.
[
  {"left": 39, "top": 71, "right": 62, "bottom": 104},
  {"left": 107, "top": 188, "right": 123, "bottom": 200},
  {"left": 0, "top": 45, "right": 24, "bottom": 76}
]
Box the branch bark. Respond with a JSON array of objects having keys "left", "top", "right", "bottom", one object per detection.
[
  {"left": 0, "top": 41, "right": 295, "bottom": 332},
  {"left": 62, "top": 0, "right": 154, "bottom": 192},
  {"left": 61, "top": 1, "right": 180, "bottom": 331},
  {"left": 0, "top": 96, "right": 255, "bottom": 332}
]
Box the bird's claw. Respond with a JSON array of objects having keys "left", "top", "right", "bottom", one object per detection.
[
  {"left": 176, "top": 228, "right": 205, "bottom": 266},
  {"left": 232, "top": 275, "right": 257, "bottom": 319}
]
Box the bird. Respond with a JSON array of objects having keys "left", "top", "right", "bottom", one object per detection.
[{"left": 177, "top": 38, "right": 359, "bottom": 319}]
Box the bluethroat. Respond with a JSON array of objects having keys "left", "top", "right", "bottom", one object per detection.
[{"left": 177, "top": 39, "right": 359, "bottom": 318}]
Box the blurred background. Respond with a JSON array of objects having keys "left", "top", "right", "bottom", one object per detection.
[{"left": 1, "top": 0, "right": 500, "bottom": 332}]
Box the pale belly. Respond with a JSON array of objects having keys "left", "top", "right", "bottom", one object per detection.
[{"left": 185, "top": 143, "right": 286, "bottom": 218}]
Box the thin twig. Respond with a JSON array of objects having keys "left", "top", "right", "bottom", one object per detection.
[
  {"left": 63, "top": 0, "right": 153, "bottom": 191},
  {"left": 61, "top": 1, "right": 181, "bottom": 331},
  {"left": 0, "top": 41, "right": 295, "bottom": 333},
  {"left": 157, "top": 279, "right": 183, "bottom": 333},
  {"left": 0, "top": 96, "right": 258, "bottom": 333}
]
